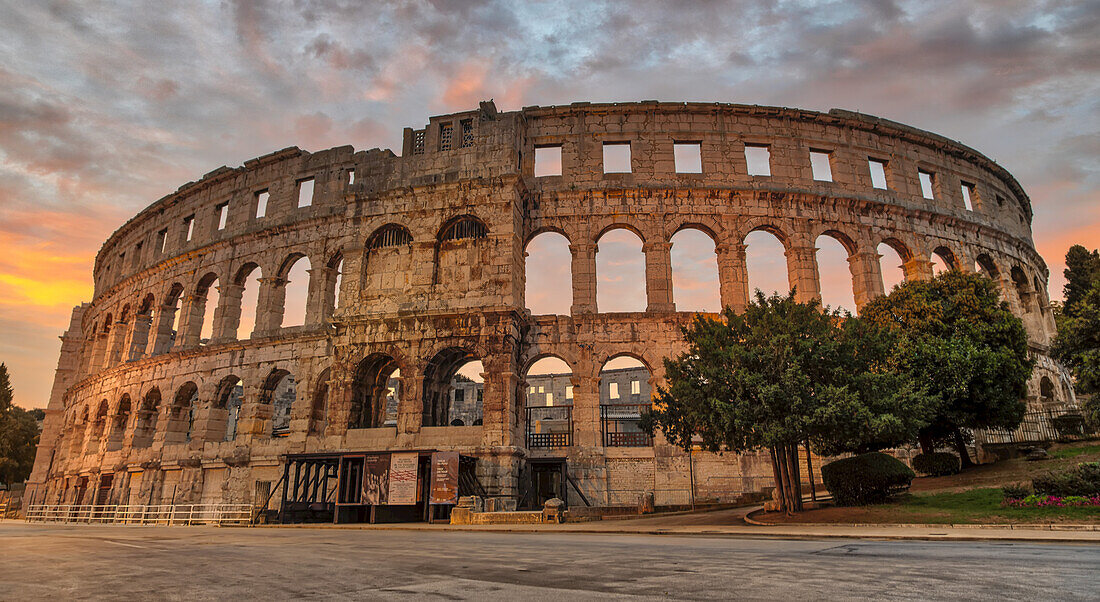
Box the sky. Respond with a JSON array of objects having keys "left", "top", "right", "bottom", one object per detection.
[{"left": 0, "top": 0, "right": 1096, "bottom": 409}]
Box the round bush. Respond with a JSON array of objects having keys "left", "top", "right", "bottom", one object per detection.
[
  {"left": 1032, "top": 462, "right": 1100, "bottom": 497},
  {"left": 911, "top": 452, "right": 961, "bottom": 476},
  {"left": 821, "top": 452, "right": 916, "bottom": 506}
]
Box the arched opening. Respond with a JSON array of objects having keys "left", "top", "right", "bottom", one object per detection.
[
  {"left": 1039, "top": 376, "right": 1055, "bottom": 404},
  {"left": 281, "top": 255, "right": 311, "bottom": 328},
  {"left": 350, "top": 354, "right": 400, "bottom": 429},
  {"left": 877, "top": 242, "right": 907, "bottom": 293},
  {"left": 931, "top": 246, "right": 958, "bottom": 275},
  {"left": 70, "top": 407, "right": 88, "bottom": 456},
  {"left": 436, "top": 217, "right": 490, "bottom": 297},
  {"left": 133, "top": 388, "right": 161, "bottom": 448},
  {"left": 815, "top": 234, "right": 855, "bottom": 313},
  {"left": 596, "top": 228, "right": 646, "bottom": 312},
  {"left": 260, "top": 369, "right": 296, "bottom": 437},
  {"left": 309, "top": 368, "right": 330, "bottom": 435},
  {"left": 744, "top": 229, "right": 790, "bottom": 298},
  {"left": 136, "top": 294, "right": 155, "bottom": 358},
  {"left": 670, "top": 228, "right": 720, "bottom": 312},
  {"left": 170, "top": 382, "right": 199, "bottom": 444},
  {"left": 236, "top": 265, "right": 262, "bottom": 340},
  {"left": 214, "top": 375, "right": 243, "bottom": 441},
  {"left": 364, "top": 224, "right": 414, "bottom": 303},
  {"left": 422, "top": 348, "right": 483, "bottom": 427},
  {"left": 89, "top": 400, "right": 108, "bottom": 453},
  {"left": 524, "top": 356, "right": 574, "bottom": 448},
  {"left": 107, "top": 395, "right": 130, "bottom": 451},
  {"left": 524, "top": 231, "right": 572, "bottom": 315},
  {"left": 1011, "top": 266, "right": 1033, "bottom": 312},
  {"left": 326, "top": 253, "right": 343, "bottom": 317},
  {"left": 975, "top": 254, "right": 1003, "bottom": 297},
  {"left": 598, "top": 355, "right": 652, "bottom": 447},
  {"left": 154, "top": 284, "right": 183, "bottom": 354},
  {"left": 196, "top": 273, "right": 220, "bottom": 343}
]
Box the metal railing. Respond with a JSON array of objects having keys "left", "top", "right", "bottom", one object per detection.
[
  {"left": 25, "top": 503, "right": 254, "bottom": 526},
  {"left": 601, "top": 403, "right": 653, "bottom": 447},
  {"left": 977, "top": 408, "right": 1092, "bottom": 445},
  {"left": 526, "top": 405, "right": 573, "bottom": 448}
]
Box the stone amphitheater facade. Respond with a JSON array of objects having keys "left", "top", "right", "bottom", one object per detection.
[{"left": 29, "top": 100, "right": 1075, "bottom": 514}]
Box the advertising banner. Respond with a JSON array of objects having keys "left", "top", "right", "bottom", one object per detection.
[
  {"left": 429, "top": 452, "right": 460, "bottom": 505},
  {"left": 387, "top": 453, "right": 419, "bottom": 505},
  {"left": 362, "top": 454, "right": 390, "bottom": 505}
]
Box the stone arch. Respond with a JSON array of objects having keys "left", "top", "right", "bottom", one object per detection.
[
  {"left": 151, "top": 283, "right": 184, "bottom": 355},
  {"left": 309, "top": 367, "right": 331, "bottom": 435},
  {"left": 1039, "top": 375, "right": 1055, "bottom": 404},
  {"left": 1011, "top": 265, "right": 1034, "bottom": 312},
  {"left": 169, "top": 381, "right": 199, "bottom": 444},
  {"left": 743, "top": 227, "right": 791, "bottom": 298},
  {"left": 438, "top": 214, "right": 489, "bottom": 242},
  {"left": 523, "top": 355, "right": 575, "bottom": 449},
  {"left": 422, "top": 347, "right": 483, "bottom": 427},
  {"left": 277, "top": 253, "right": 311, "bottom": 328},
  {"left": 931, "top": 245, "right": 960, "bottom": 274},
  {"left": 596, "top": 226, "right": 646, "bottom": 312},
  {"left": 738, "top": 218, "right": 792, "bottom": 249},
  {"left": 195, "top": 271, "right": 221, "bottom": 343},
  {"left": 670, "top": 227, "right": 720, "bottom": 312},
  {"left": 106, "top": 394, "right": 130, "bottom": 451},
  {"left": 132, "top": 387, "right": 161, "bottom": 448},
  {"left": 598, "top": 354, "right": 653, "bottom": 447},
  {"left": 594, "top": 221, "right": 647, "bottom": 244},
  {"left": 324, "top": 250, "right": 344, "bottom": 316},
  {"left": 213, "top": 375, "right": 243, "bottom": 441},
  {"left": 524, "top": 230, "right": 572, "bottom": 315},
  {"left": 815, "top": 231, "right": 857, "bottom": 313},
  {"left": 234, "top": 263, "right": 262, "bottom": 340},
  {"left": 364, "top": 224, "right": 414, "bottom": 303},
  {"left": 91, "top": 399, "right": 109, "bottom": 442},
  {"left": 259, "top": 368, "right": 296, "bottom": 436},
  {"left": 350, "top": 354, "right": 401, "bottom": 429}
]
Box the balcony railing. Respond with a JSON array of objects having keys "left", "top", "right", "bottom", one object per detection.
[
  {"left": 526, "top": 405, "right": 573, "bottom": 448},
  {"left": 601, "top": 403, "right": 652, "bottom": 447}
]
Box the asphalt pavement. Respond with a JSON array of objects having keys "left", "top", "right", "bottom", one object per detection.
[{"left": 1, "top": 522, "right": 1098, "bottom": 600}]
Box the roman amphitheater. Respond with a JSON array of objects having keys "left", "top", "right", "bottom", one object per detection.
[{"left": 27, "top": 100, "right": 1077, "bottom": 522}]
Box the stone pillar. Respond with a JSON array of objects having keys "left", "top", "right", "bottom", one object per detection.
[
  {"left": 571, "top": 374, "right": 602, "bottom": 448},
  {"left": 307, "top": 266, "right": 337, "bottom": 327},
  {"left": 643, "top": 241, "right": 675, "bottom": 313},
  {"left": 151, "top": 302, "right": 178, "bottom": 355},
  {"left": 785, "top": 244, "right": 821, "bottom": 303},
  {"left": 397, "top": 374, "right": 425, "bottom": 436},
  {"left": 89, "top": 333, "right": 108, "bottom": 374},
  {"left": 211, "top": 283, "right": 244, "bottom": 343},
  {"left": 174, "top": 294, "right": 206, "bottom": 350},
  {"left": 715, "top": 242, "right": 749, "bottom": 313},
  {"left": 125, "top": 314, "right": 152, "bottom": 362},
  {"left": 849, "top": 250, "right": 885, "bottom": 311},
  {"left": 482, "top": 361, "right": 519, "bottom": 448},
  {"left": 104, "top": 320, "right": 127, "bottom": 367},
  {"left": 253, "top": 277, "right": 286, "bottom": 336},
  {"left": 903, "top": 256, "right": 935, "bottom": 282},
  {"left": 569, "top": 242, "right": 597, "bottom": 315}
]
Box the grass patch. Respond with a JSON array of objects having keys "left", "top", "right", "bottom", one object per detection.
[
  {"left": 882, "top": 488, "right": 1100, "bottom": 524},
  {"left": 1050, "top": 444, "right": 1100, "bottom": 460}
]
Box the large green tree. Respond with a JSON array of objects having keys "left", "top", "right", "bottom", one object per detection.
[
  {"left": 0, "top": 363, "right": 41, "bottom": 487},
  {"left": 860, "top": 271, "right": 1033, "bottom": 466},
  {"left": 1053, "top": 245, "right": 1100, "bottom": 399},
  {"left": 642, "top": 293, "right": 933, "bottom": 513}
]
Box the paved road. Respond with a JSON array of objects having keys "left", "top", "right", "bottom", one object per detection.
[{"left": 1, "top": 523, "right": 1097, "bottom": 600}]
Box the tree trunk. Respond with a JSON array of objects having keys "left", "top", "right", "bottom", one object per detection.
[
  {"left": 785, "top": 443, "right": 803, "bottom": 513},
  {"left": 768, "top": 446, "right": 788, "bottom": 514},
  {"left": 953, "top": 429, "right": 976, "bottom": 468},
  {"left": 918, "top": 430, "right": 935, "bottom": 455}
]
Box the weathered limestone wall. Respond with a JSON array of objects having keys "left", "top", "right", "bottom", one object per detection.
[{"left": 28, "top": 101, "right": 1071, "bottom": 510}]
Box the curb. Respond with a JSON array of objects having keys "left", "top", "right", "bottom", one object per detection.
[{"left": 743, "top": 507, "right": 1100, "bottom": 531}]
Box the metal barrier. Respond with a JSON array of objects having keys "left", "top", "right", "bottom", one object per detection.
[
  {"left": 977, "top": 408, "right": 1092, "bottom": 445},
  {"left": 526, "top": 405, "right": 573, "bottom": 448},
  {"left": 24, "top": 503, "right": 255, "bottom": 526}
]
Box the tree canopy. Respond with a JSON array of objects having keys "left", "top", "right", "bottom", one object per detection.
[
  {"left": 642, "top": 292, "right": 934, "bottom": 513},
  {"left": 860, "top": 271, "right": 1033, "bottom": 465},
  {"left": 0, "top": 363, "right": 41, "bottom": 487},
  {"left": 1053, "top": 245, "right": 1100, "bottom": 398}
]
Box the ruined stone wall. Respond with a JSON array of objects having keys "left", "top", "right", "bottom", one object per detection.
[{"left": 29, "top": 101, "right": 1071, "bottom": 509}]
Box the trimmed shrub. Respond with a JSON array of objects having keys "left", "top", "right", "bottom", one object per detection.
[
  {"left": 821, "top": 452, "right": 916, "bottom": 506},
  {"left": 1001, "top": 482, "right": 1030, "bottom": 501},
  {"left": 911, "top": 452, "right": 961, "bottom": 476},
  {"left": 1032, "top": 462, "right": 1100, "bottom": 497}
]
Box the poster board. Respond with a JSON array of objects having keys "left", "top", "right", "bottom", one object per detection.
[
  {"left": 362, "top": 454, "right": 390, "bottom": 505},
  {"left": 387, "top": 453, "right": 419, "bottom": 505},
  {"left": 429, "top": 452, "right": 460, "bottom": 505}
]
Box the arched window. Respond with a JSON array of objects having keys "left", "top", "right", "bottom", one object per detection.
[
  {"left": 260, "top": 370, "right": 295, "bottom": 437},
  {"left": 236, "top": 264, "right": 262, "bottom": 340},
  {"left": 931, "top": 246, "right": 958, "bottom": 275},
  {"left": 107, "top": 395, "right": 130, "bottom": 452},
  {"left": 524, "top": 356, "right": 574, "bottom": 448},
  {"left": 133, "top": 388, "right": 161, "bottom": 448},
  {"left": 326, "top": 253, "right": 344, "bottom": 316},
  {"left": 171, "top": 382, "right": 199, "bottom": 443},
  {"left": 744, "top": 229, "right": 789, "bottom": 298},
  {"left": 1011, "top": 266, "right": 1033, "bottom": 312},
  {"left": 214, "top": 376, "right": 243, "bottom": 441},
  {"left": 878, "top": 242, "right": 908, "bottom": 293},
  {"left": 196, "top": 273, "right": 220, "bottom": 343},
  {"left": 422, "top": 348, "right": 483, "bottom": 427},
  {"left": 524, "top": 232, "right": 572, "bottom": 315},
  {"left": 1039, "top": 376, "right": 1055, "bottom": 403},
  {"left": 350, "top": 355, "right": 400, "bottom": 429},
  {"left": 598, "top": 356, "right": 652, "bottom": 447},
  {"left": 670, "top": 228, "right": 720, "bottom": 312},
  {"left": 440, "top": 217, "right": 487, "bottom": 242},
  {"left": 815, "top": 234, "right": 855, "bottom": 313},
  {"left": 596, "top": 228, "right": 645, "bottom": 312},
  {"left": 369, "top": 224, "right": 414, "bottom": 248},
  {"left": 364, "top": 225, "right": 414, "bottom": 303},
  {"left": 280, "top": 255, "right": 311, "bottom": 328},
  {"left": 310, "top": 368, "right": 330, "bottom": 435}
]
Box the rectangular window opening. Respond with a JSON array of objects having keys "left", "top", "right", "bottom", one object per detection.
[
  {"left": 534, "top": 145, "right": 563, "bottom": 177},
  {"left": 460, "top": 119, "right": 474, "bottom": 147},
  {"left": 412, "top": 130, "right": 425, "bottom": 155},
  {"left": 566, "top": 385, "right": 573, "bottom": 400},
  {"left": 918, "top": 170, "right": 936, "bottom": 200},
  {"left": 744, "top": 144, "right": 771, "bottom": 176},
  {"left": 603, "top": 142, "right": 632, "bottom": 174},
  {"left": 347, "top": 169, "right": 355, "bottom": 185},
  {"left": 183, "top": 215, "right": 195, "bottom": 242},
  {"left": 157, "top": 229, "right": 168, "bottom": 254},
  {"left": 439, "top": 123, "right": 453, "bottom": 151},
  {"left": 673, "top": 142, "right": 702, "bottom": 174},
  {"left": 809, "top": 150, "right": 833, "bottom": 182},
  {"left": 132, "top": 242, "right": 142, "bottom": 269},
  {"left": 297, "top": 178, "right": 315, "bottom": 208},
  {"left": 545, "top": 392, "right": 553, "bottom": 405},
  {"left": 961, "top": 182, "right": 976, "bottom": 211},
  {"left": 216, "top": 202, "right": 229, "bottom": 230},
  {"left": 631, "top": 380, "right": 640, "bottom": 395},
  {"left": 868, "top": 159, "right": 888, "bottom": 190},
  {"left": 609, "top": 382, "right": 619, "bottom": 400},
  {"left": 255, "top": 190, "right": 269, "bottom": 218}
]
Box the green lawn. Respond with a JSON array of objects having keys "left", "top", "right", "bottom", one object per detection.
[
  {"left": 1050, "top": 444, "right": 1100, "bottom": 460},
  {"left": 884, "top": 488, "right": 1100, "bottom": 524}
]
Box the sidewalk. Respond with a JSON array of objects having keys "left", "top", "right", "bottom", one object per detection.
[{"left": 261, "top": 506, "right": 1100, "bottom": 544}]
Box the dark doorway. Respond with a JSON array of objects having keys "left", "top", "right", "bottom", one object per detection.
[{"left": 528, "top": 459, "right": 566, "bottom": 508}]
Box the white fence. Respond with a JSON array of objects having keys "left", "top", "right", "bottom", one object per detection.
[{"left": 25, "top": 504, "right": 255, "bottom": 526}]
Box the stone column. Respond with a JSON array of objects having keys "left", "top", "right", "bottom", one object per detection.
[
  {"left": 211, "top": 283, "right": 244, "bottom": 343},
  {"left": 151, "top": 303, "right": 178, "bottom": 355},
  {"left": 89, "top": 333, "right": 109, "bottom": 374},
  {"left": 481, "top": 360, "right": 519, "bottom": 448},
  {"left": 397, "top": 374, "right": 425, "bottom": 436},
  {"left": 125, "top": 314, "right": 152, "bottom": 362},
  {"left": 849, "top": 250, "right": 885, "bottom": 311},
  {"left": 903, "top": 256, "right": 935, "bottom": 282},
  {"left": 104, "top": 320, "right": 127, "bottom": 367},
  {"left": 570, "top": 374, "right": 602, "bottom": 448},
  {"left": 643, "top": 241, "right": 675, "bottom": 313},
  {"left": 569, "top": 242, "right": 597, "bottom": 315},
  {"left": 307, "top": 266, "right": 338, "bottom": 326},
  {"left": 715, "top": 242, "right": 749, "bottom": 313},
  {"left": 174, "top": 294, "right": 206, "bottom": 350},
  {"left": 253, "top": 277, "right": 286, "bottom": 336},
  {"left": 785, "top": 244, "right": 821, "bottom": 304}
]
